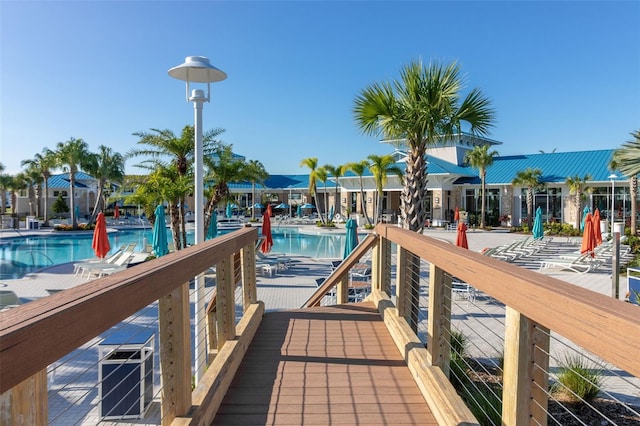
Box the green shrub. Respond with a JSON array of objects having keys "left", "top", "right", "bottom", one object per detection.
[
  {"left": 553, "top": 354, "right": 603, "bottom": 403},
  {"left": 462, "top": 385, "right": 503, "bottom": 426}
]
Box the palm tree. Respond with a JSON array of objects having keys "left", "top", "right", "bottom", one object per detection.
[
  {"left": 566, "top": 174, "right": 593, "bottom": 230},
  {"left": 368, "top": 154, "right": 402, "bottom": 223},
  {"left": 21, "top": 148, "right": 56, "bottom": 226},
  {"left": 55, "top": 137, "right": 93, "bottom": 229},
  {"left": 612, "top": 130, "right": 640, "bottom": 235},
  {"left": 20, "top": 166, "right": 41, "bottom": 217},
  {"left": 245, "top": 160, "right": 269, "bottom": 220},
  {"left": 0, "top": 165, "right": 10, "bottom": 216},
  {"left": 204, "top": 144, "right": 263, "bottom": 231},
  {"left": 300, "top": 157, "right": 323, "bottom": 223},
  {"left": 84, "top": 145, "right": 125, "bottom": 225},
  {"left": 465, "top": 144, "right": 499, "bottom": 229},
  {"left": 346, "top": 160, "right": 372, "bottom": 227},
  {"left": 7, "top": 173, "right": 25, "bottom": 229},
  {"left": 316, "top": 166, "right": 328, "bottom": 224},
  {"left": 324, "top": 164, "right": 347, "bottom": 218},
  {"left": 129, "top": 125, "right": 224, "bottom": 244},
  {"left": 512, "top": 168, "right": 543, "bottom": 229},
  {"left": 353, "top": 59, "right": 494, "bottom": 233}
]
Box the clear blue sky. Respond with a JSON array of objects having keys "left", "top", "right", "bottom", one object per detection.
[{"left": 2, "top": 1, "right": 639, "bottom": 176}]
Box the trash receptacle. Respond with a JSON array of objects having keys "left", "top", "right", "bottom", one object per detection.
[{"left": 99, "top": 330, "right": 154, "bottom": 420}]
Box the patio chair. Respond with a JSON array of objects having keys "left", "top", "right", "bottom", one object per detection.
[
  {"left": 538, "top": 252, "right": 604, "bottom": 274},
  {"left": 0, "top": 290, "right": 22, "bottom": 309},
  {"left": 73, "top": 243, "right": 137, "bottom": 276},
  {"left": 79, "top": 250, "right": 136, "bottom": 279},
  {"left": 256, "top": 250, "right": 292, "bottom": 271}
]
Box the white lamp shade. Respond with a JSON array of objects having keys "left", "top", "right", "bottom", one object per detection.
[{"left": 168, "top": 56, "right": 227, "bottom": 83}]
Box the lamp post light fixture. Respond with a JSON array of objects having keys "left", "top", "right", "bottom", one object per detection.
[{"left": 169, "top": 56, "right": 226, "bottom": 383}]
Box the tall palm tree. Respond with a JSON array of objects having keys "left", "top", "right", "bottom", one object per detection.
[
  {"left": 324, "top": 164, "right": 347, "bottom": 218},
  {"left": 512, "top": 168, "right": 543, "bottom": 229},
  {"left": 21, "top": 148, "right": 56, "bottom": 226},
  {"left": 316, "top": 166, "right": 328, "bottom": 223},
  {"left": 612, "top": 130, "right": 640, "bottom": 235},
  {"left": 353, "top": 59, "right": 494, "bottom": 233},
  {"left": 368, "top": 154, "right": 402, "bottom": 223},
  {"left": 346, "top": 160, "right": 372, "bottom": 227},
  {"left": 0, "top": 165, "right": 10, "bottom": 216},
  {"left": 8, "top": 173, "right": 25, "bottom": 229},
  {"left": 55, "top": 137, "right": 93, "bottom": 229},
  {"left": 566, "top": 174, "right": 593, "bottom": 230},
  {"left": 245, "top": 159, "right": 269, "bottom": 220},
  {"left": 85, "top": 145, "right": 125, "bottom": 225},
  {"left": 204, "top": 144, "right": 262, "bottom": 231},
  {"left": 20, "top": 166, "right": 41, "bottom": 217},
  {"left": 300, "top": 157, "right": 323, "bottom": 222},
  {"left": 129, "top": 126, "right": 224, "bottom": 244},
  {"left": 465, "top": 144, "right": 499, "bottom": 228}
]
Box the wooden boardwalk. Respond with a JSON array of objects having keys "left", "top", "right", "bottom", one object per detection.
[{"left": 213, "top": 302, "right": 437, "bottom": 425}]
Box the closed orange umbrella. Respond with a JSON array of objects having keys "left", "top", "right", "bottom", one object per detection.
[
  {"left": 114, "top": 205, "right": 120, "bottom": 219},
  {"left": 592, "top": 208, "right": 602, "bottom": 246},
  {"left": 261, "top": 205, "right": 273, "bottom": 254},
  {"left": 580, "top": 212, "right": 596, "bottom": 257},
  {"left": 92, "top": 212, "right": 111, "bottom": 259},
  {"left": 454, "top": 207, "right": 460, "bottom": 222},
  {"left": 456, "top": 222, "right": 468, "bottom": 249}
]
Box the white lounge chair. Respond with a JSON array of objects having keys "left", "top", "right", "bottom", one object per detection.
[
  {"left": 73, "top": 243, "right": 137, "bottom": 276},
  {"left": 0, "top": 290, "right": 23, "bottom": 310},
  {"left": 538, "top": 253, "right": 603, "bottom": 274},
  {"left": 80, "top": 250, "right": 136, "bottom": 278}
]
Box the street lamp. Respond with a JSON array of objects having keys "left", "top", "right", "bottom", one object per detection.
[
  {"left": 169, "top": 56, "right": 226, "bottom": 382},
  {"left": 609, "top": 173, "right": 618, "bottom": 231}
]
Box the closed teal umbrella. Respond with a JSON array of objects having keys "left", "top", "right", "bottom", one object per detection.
[
  {"left": 329, "top": 205, "right": 335, "bottom": 222},
  {"left": 532, "top": 207, "right": 544, "bottom": 240},
  {"left": 580, "top": 206, "right": 591, "bottom": 231},
  {"left": 152, "top": 205, "right": 169, "bottom": 257},
  {"left": 296, "top": 205, "right": 302, "bottom": 217},
  {"left": 226, "top": 203, "right": 233, "bottom": 218},
  {"left": 343, "top": 218, "right": 359, "bottom": 259},
  {"left": 207, "top": 212, "right": 217, "bottom": 240}
]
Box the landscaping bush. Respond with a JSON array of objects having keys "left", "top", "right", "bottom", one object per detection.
[{"left": 552, "top": 354, "right": 604, "bottom": 403}]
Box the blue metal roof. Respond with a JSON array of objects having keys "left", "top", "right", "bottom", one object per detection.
[
  {"left": 47, "top": 172, "right": 93, "bottom": 188},
  {"left": 456, "top": 149, "right": 618, "bottom": 185}
]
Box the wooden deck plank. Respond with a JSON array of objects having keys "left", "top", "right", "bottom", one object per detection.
[{"left": 212, "top": 303, "right": 437, "bottom": 425}]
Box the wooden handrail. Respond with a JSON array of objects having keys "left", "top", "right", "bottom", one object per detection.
[
  {"left": 0, "top": 227, "right": 258, "bottom": 394},
  {"left": 301, "top": 233, "right": 379, "bottom": 308},
  {"left": 375, "top": 224, "right": 640, "bottom": 378}
]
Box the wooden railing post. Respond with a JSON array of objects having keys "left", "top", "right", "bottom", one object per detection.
[
  {"left": 241, "top": 242, "right": 257, "bottom": 311},
  {"left": 374, "top": 236, "right": 391, "bottom": 294},
  {"left": 159, "top": 283, "right": 191, "bottom": 425},
  {"left": 502, "top": 306, "right": 550, "bottom": 425},
  {"left": 336, "top": 274, "right": 349, "bottom": 304},
  {"left": 216, "top": 253, "right": 236, "bottom": 350},
  {"left": 396, "top": 246, "right": 408, "bottom": 319},
  {"left": 0, "top": 369, "right": 48, "bottom": 425},
  {"left": 427, "top": 264, "right": 452, "bottom": 374}
]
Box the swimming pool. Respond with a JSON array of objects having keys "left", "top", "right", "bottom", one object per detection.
[{"left": 0, "top": 226, "right": 355, "bottom": 279}]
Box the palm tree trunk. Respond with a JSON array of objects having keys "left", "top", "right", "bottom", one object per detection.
[
  {"left": 526, "top": 187, "right": 533, "bottom": 229},
  {"left": 169, "top": 202, "right": 181, "bottom": 250},
  {"left": 401, "top": 144, "right": 429, "bottom": 333},
  {"left": 69, "top": 176, "right": 78, "bottom": 229},
  {"left": 480, "top": 174, "right": 486, "bottom": 228},
  {"left": 575, "top": 193, "right": 581, "bottom": 230},
  {"left": 631, "top": 177, "right": 637, "bottom": 236},
  {"left": 43, "top": 177, "right": 50, "bottom": 227},
  {"left": 179, "top": 199, "right": 187, "bottom": 248},
  {"left": 358, "top": 178, "right": 372, "bottom": 226}
]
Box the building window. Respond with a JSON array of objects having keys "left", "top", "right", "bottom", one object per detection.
[
  {"left": 520, "top": 188, "right": 562, "bottom": 222},
  {"left": 53, "top": 191, "right": 68, "bottom": 198}
]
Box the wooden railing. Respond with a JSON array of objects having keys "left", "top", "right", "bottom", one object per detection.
[
  {"left": 0, "top": 227, "right": 262, "bottom": 426},
  {"left": 368, "top": 224, "right": 640, "bottom": 424}
]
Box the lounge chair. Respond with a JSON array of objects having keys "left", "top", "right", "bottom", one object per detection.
[
  {"left": 0, "top": 290, "right": 23, "bottom": 310},
  {"left": 73, "top": 243, "right": 137, "bottom": 276},
  {"left": 79, "top": 250, "right": 136, "bottom": 278},
  {"left": 538, "top": 252, "right": 604, "bottom": 274},
  {"left": 256, "top": 250, "right": 292, "bottom": 271}
]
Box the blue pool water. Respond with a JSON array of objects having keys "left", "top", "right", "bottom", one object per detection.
[{"left": 0, "top": 226, "right": 353, "bottom": 279}]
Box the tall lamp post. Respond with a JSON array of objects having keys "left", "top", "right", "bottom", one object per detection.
[
  {"left": 609, "top": 173, "right": 618, "bottom": 232},
  {"left": 169, "top": 56, "right": 227, "bottom": 382}
]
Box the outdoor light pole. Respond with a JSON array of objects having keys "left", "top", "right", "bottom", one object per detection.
[
  {"left": 169, "top": 56, "right": 227, "bottom": 383},
  {"left": 609, "top": 173, "right": 618, "bottom": 231}
]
